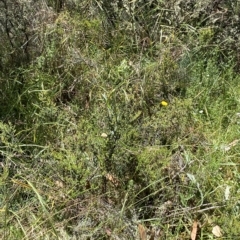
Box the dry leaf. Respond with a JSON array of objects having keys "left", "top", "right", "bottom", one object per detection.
[
  {"left": 105, "top": 228, "right": 112, "bottom": 236},
  {"left": 191, "top": 221, "right": 198, "bottom": 240},
  {"left": 138, "top": 224, "right": 147, "bottom": 240},
  {"left": 212, "top": 225, "right": 222, "bottom": 237},
  {"left": 106, "top": 173, "right": 119, "bottom": 187},
  {"left": 55, "top": 180, "right": 64, "bottom": 188}
]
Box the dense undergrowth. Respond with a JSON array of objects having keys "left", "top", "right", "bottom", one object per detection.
[{"left": 1, "top": 0, "right": 240, "bottom": 239}]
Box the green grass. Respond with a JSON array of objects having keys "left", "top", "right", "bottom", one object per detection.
[{"left": 1, "top": 1, "right": 240, "bottom": 239}]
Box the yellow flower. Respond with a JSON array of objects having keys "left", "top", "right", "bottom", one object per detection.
[{"left": 160, "top": 100, "right": 168, "bottom": 106}]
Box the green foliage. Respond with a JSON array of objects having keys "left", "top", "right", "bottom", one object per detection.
[{"left": 1, "top": 0, "right": 240, "bottom": 239}]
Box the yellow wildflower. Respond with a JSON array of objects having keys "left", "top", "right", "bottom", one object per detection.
[{"left": 160, "top": 100, "right": 168, "bottom": 106}]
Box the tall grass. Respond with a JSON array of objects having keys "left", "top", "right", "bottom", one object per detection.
[{"left": 0, "top": 0, "right": 240, "bottom": 239}]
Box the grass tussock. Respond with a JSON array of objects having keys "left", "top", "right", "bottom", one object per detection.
[{"left": 1, "top": 0, "right": 240, "bottom": 239}]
